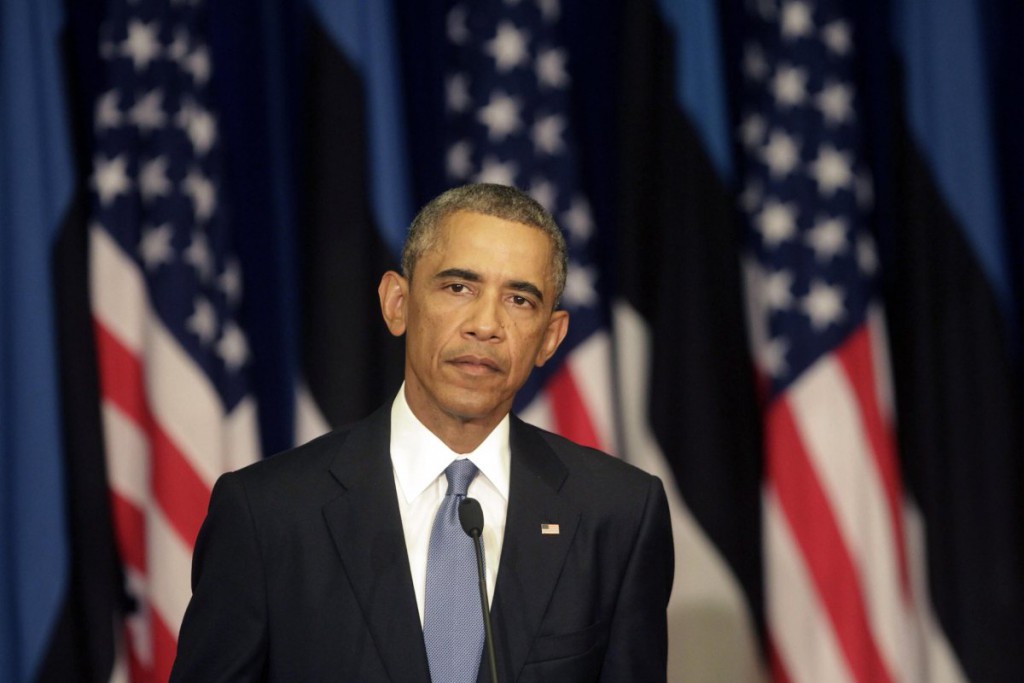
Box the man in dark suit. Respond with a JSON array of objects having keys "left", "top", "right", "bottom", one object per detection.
[{"left": 171, "top": 184, "right": 674, "bottom": 682}]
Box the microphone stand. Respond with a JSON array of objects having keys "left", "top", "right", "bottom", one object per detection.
[
  {"left": 470, "top": 528, "right": 499, "bottom": 683},
  {"left": 460, "top": 498, "right": 499, "bottom": 683}
]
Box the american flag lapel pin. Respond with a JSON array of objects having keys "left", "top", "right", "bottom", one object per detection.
[{"left": 540, "top": 523, "right": 560, "bottom": 535}]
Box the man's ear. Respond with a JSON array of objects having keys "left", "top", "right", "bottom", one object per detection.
[
  {"left": 534, "top": 309, "right": 569, "bottom": 367},
  {"left": 378, "top": 271, "right": 409, "bottom": 337}
]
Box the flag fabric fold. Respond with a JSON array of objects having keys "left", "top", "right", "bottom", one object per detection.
[
  {"left": 87, "top": 0, "right": 260, "bottom": 679},
  {"left": 0, "top": 0, "right": 74, "bottom": 680}
]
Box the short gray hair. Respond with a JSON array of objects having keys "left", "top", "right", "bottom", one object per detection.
[{"left": 401, "top": 184, "right": 568, "bottom": 306}]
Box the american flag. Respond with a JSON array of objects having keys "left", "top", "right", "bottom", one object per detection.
[
  {"left": 441, "top": 0, "right": 615, "bottom": 453},
  {"left": 737, "top": 1, "right": 923, "bottom": 681},
  {"left": 88, "top": 0, "right": 259, "bottom": 679}
]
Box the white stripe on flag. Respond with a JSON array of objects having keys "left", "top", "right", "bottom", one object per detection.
[
  {"left": 789, "top": 355, "right": 907, "bottom": 677},
  {"left": 90, "top": 225, "right": 145, "bottom": 351},
  {"left": 565, "top": 330, "right": 617, "bottom": 453},
  {"left": 614, "top": 301, "right": 765, "bottom": 682},
  {"left": 518, "top": 389, "right": 555, "bottom": 434},
  {"left": 147, "top": 503, "right": 196, "bottom": 639},
  {"left": 903, "top": 502, "right": 968, "bottom": 683},
  {"left": 766, "top": 488, "right": 854, "bottom": 683},
  {"left": 102, "top": 401, "right": 151, "bottom": 509}
]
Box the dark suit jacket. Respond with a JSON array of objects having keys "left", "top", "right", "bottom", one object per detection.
[{"left": 170, "top": 404, "right": 674, "bottom": 682}]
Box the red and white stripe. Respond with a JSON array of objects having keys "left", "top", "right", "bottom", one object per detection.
[
  {"left": 519, "top": 330, "right": 617, "bottom": 453},
  {"left": 757, "top": 302, "right": 919, "bottom": 683},
  {"left": 90, "top": 226, "right": 258, "bottom": 682}
]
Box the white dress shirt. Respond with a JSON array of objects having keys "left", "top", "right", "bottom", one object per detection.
[{"left": 390, "top": 384, "right": 510, "bottom": 626}]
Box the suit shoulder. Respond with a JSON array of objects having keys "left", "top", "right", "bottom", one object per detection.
[{"left": 225, "top": 403, "right": 390, "bottom": 499}]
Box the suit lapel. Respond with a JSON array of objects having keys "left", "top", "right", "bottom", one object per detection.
[
  {"left": 322, "top": 406, "right": 431, "bottom": 683},
  {"left": 488, "top": 416, "right": 581, "bottom": 682}
]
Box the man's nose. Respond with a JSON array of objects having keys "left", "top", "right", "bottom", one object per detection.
[{"left": 462, "top": 294, "right": 505, "bottom": 340}]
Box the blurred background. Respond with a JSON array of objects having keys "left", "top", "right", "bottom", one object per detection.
[{"left": 2, "top": 0, "right": 1023, "bottom": 681}]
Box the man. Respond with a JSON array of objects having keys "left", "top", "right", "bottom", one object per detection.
[{"left": 171, "top": 184, "right": 674, "bottom": 682}]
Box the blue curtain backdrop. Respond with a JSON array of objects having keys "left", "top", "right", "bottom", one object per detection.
[{"left": 2, "top": 0, "right": 1022, "bottom": 680}]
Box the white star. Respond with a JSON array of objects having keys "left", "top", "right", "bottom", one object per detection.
[
  {"left": 537, "top": 0, "right": 560, "bottom": 23},
  {"left": 139, "top": 224, "right": 174, "bottom": 270},
  {"left": 771, "top": 64, "right": 808, "bottom": 107},
  {"left": 447, "top": 6, "right": 469, "bottom": 44},
  {"left": 532, "top": 114, "right": 566, "bottom": 155},
  {"left": 743, "top": 43, "right": 769, "bottom": 82},
  {"left": 177, "top": 99, "right": 217, "bottom": 156},
  {"left": 446, "top": 140, "right": 474, "bottom": 179},
  {"left": 536, "top": 47, "right": 569, "bottom": 88},
  {"left": 130, "top": 89, "right": 166, "bottom": 132},
  {"left": 187, "top": 297, "right": 218, "bottom": 345},
  {"left": 780, "top": 1, "right": 814, "bottom": 40},
  {"left": 529, "top": 178, "right": 557, "bottom": 212},
  {"left": 806, "top": 216, "right": 848, "bottom": 261},
  {"left": 822, "top": 20, "right": 853, "bottom": 56},
  {"left": 475, "top": 156, "right": 519, "bottom": 186},
  {"left": 809, "top": 144, "right": 853, "bottom": 196},
  {"left": 801, "top": 280, "right": 844, "bottom": 329},
  {"left": 857, "top": 234, "right": 879, "bottom": 276},
  {"left": 95, "top": 90, "right": 122, "bottom": 131},
  {"left": 183, "top": 46, "right": 211, "bottom": 86},
  {"left": 219, "top": 259, "right": 242, "bottom": 305},
  {"left": 485, "top": 21, "right": 530, "bottom": 72},
  {"left": 216, "top": 321, "right": 249, "bottom": 371},
  {"left": 446, "top": 73, "right": 472, "bottom": 112},
  {"left": 139, "top": 156, "right": 171, "bottom": 202},
  {"left": 761, "top": 129, "right": 801, "bottom": 178},
  {"left": 740, "top": 113, "right": 766, "bottom": 150},
  {"left": 562, "top": 197, "right": 593, "bottom": 243},
  {"left": 816, "top": 81, "right": 854, "bottom": 126},
  {"left": 756, "top": 198, "right": 798, "bottom": 247},
  {"left": 92, "top": 154, "right": 132, "bottom": 205},
  {"left": 183, "top": 167, "right": 217, "bottom": 222},
  {"left": 121, "top": 19, "right": 162, "bottom": 71},
  {"left": 184, "top": 231, "right": 214, "bottom": 281},
  {"left": 760, "top": 336, "right": 789, "bottom": 377},
  {"left": 764, "top": 270, "right": 794, "bottom": 310},
  {"left": 477, "top": 91, "right": 522, "bottom": 141},
  {"left": 562, "top": 263, "right": 598, "bottom": 308}
]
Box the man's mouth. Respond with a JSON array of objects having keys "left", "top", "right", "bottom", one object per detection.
[{"left": 448, "top": 354, "right": 502, "bottom": 374}]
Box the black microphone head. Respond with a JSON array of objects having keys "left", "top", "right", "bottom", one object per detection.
[{"left": 459, "top": 497, "right": 485, "bottom": 537}]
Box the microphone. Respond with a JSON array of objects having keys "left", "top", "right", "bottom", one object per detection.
[{"left": 459, "top": 498, "right": 499, "bottom": 683}]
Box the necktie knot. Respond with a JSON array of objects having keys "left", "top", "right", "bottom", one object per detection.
[{"left": 444, "top": 459, "right": 478, "bottom": 497}]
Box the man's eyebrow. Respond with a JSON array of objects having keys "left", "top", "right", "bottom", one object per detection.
[{"left": 434, "top": 268, "right": 482, "bottom": 282}]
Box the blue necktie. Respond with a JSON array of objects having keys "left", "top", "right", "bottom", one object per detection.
[{"left": 423, "top": 459, "right": 484, "bottom": 683}]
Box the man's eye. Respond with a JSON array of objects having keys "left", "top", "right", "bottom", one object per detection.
[
  {"left": 448, "top": 283, "right": 466, "bottom": 293},
  {"left": 511, "top": 295, "right": 530, "bottom": 307}
]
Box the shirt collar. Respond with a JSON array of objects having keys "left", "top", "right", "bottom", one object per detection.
[{"left": 390, "top": 383, "right": 511, "bottom": 504}]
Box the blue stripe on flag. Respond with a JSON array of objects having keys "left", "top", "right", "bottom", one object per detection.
[
  {"left": 0, "top": 0, "right": 73, "bottom": 680},
  {"left": 307, "top": 0, "right": 414, "bottom": 257},
  {"left": 894, "top": 0, "right": 1011, "bottom": 321},
  {"left": 655, "top": 0, "right": 733, "bottom": 181}
]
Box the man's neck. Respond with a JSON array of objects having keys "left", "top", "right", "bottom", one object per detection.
[{"left": 401, "top": 385, "right": 509, "bottom": 454}]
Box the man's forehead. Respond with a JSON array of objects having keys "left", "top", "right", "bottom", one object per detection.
[
  {"left": 432, "top": 212, "right": 553, "bottom": 259},
  {"left": 421, "top": 213, "right": 556, "bottom": 289}
]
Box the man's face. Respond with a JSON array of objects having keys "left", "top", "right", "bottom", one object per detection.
[{"left": 380, "top": 210, "right": 568, "bottom": 433}]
